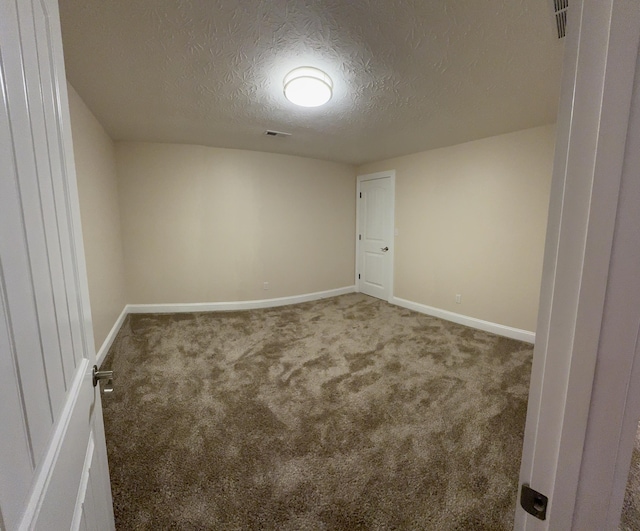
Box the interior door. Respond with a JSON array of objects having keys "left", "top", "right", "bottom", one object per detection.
[
  {"left": 0, "top": 0, "right": 115, "bottom": 529},
  {"left": 357, "top": 173, "right": 395, "bottom": 301}
]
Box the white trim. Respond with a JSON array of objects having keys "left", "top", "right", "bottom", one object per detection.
[
  {"left": 356, "top": 170, "right": 396, "bottom": 302},
  {"left": 94, "top": 291, "right": 534, "bottom": 368},
  {"left": 126, "top": 286, "right": 356, "bottom": 314},
  {"left": 569, "top": 10, "right": 640, "bottom": 527},
  {"left": 94, "top": 288, "right": 356, "bottom": 366},
  {"left": 95, "top": 307, "right": 128, "bottom": 368},
  {"left": 516, "top": 1, "right": 640, "bottom": 529},
  {"left": 391, "top": 296, "right": 535, "bottom": 343}
]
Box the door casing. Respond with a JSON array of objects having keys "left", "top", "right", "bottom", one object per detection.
[{"left": 515, "top": 0, "right": 640, "bottom": 529}]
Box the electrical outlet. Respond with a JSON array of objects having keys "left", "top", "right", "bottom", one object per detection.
[
  {"left": 263, "top": 282, "right": 269, "bottom": 290},
  {"left": 455, "top": 294, "right": 462, "bottom": 304}
]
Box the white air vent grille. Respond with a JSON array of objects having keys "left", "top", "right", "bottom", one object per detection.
[
  {"left": 553, "top": 0, "right": 568, "bottom": 39},
  {"left": 264, "top": 130, "right": 292, "bottom": 137}
]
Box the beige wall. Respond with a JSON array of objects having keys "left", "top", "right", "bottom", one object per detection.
[
  {"left": 358, "top": 125, "right": 555, "bottom": 332},
  {"left": 116, "top": 143, "right": 356, "bottom": 303},
  {"left": 68, "top": 83, "right": 127, "bottom": 351},
  {"left": 68, "top": 89, "right": 550, "bottom": 336}
]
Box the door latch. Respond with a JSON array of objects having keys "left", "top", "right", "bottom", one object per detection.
[
  {"left": 92, "top": 365, "right": 114, "bottom": 393},
  {"left": 520, "top": 484, "right": 548, "bottom": 520}
]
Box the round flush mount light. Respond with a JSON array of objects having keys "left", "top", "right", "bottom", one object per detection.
[{"left": 283, "top": 67, "right": 333, "bottom": 107}]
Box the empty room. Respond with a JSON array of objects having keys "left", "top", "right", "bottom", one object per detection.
[{"left": 3, "top": 1, "right": 640, "bottom": 530}]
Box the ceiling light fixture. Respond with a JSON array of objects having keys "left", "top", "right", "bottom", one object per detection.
[{"left": 283, "top": 67, "right": 333, "bottom": 107}]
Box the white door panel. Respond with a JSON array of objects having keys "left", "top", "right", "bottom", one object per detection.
[
  {"left": 32, "top": 364, "right": 92, "bottom": 530},
  {"left": 0, "top": 0, "right": 115, "bottom": 528},
  {"left": 357, "top": 173, "right": 395, "bottom": 301},
  {"left": 0, "top": 280, "right": 35, "bottom": 529},
  {"left": 363, "top": 252, "right": 384, "bottom": 288},
  {"left": 365, "top": 188, "right": 386, "bottom": 240}
]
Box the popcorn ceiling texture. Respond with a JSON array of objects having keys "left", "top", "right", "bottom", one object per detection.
[{"left": 59, "top": 0, "right": 564, "bottom": 165}]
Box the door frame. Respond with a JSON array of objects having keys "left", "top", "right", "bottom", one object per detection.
[
  {"left": 516, "top": 0, "right": 640, "bottom": 529},
  {"left": 355, "top": 171, "right": 396, "bottom": 302}
]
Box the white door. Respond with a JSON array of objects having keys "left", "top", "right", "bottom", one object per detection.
[
  {"left": 516, "top": 1, "right": 640, "bottom": 529},
  {"left": 357, "top": 172, "right": 395, "bottom": 301},
  {"left": 0, "top": 0, "right": 115, "bottom": 529}
]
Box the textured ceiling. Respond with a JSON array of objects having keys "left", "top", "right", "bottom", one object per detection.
[{"left": 59, "top": 0, "right": 564, "bottom": 166}]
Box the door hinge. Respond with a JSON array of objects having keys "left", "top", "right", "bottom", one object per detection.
[
  {"left": 520, "top": 484, "right": 548, "bottom": 521},
  {"left": 358, "top": 274, "right": 361, "bottom": 279},
  {"left": 359, "top": 192, "right": 362, "bottom": 198},
  {"left": 359, "top": 234, "right": 362, "bottom": 240}
]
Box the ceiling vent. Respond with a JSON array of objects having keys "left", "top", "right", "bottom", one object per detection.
[
  {"left": 264, "top": 130, "right": 292, "bottom": 137},
  {"left": 553, "top": 0, "right": 568, "bottom": 39}
]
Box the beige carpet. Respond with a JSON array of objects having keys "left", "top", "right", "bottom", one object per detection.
[
  {"left": 622, "top": 424, "right": 640, "bottom": 530},
  {"left": 101, "top": 293, "right": 534, "bottom": 530}
]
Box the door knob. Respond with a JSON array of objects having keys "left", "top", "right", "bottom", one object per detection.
[
  {"left": 93, "top": 365, "right": 114, "bottom": 393},
  {"left": 381, "top": 246, "right": 389, "bottom": 252}
]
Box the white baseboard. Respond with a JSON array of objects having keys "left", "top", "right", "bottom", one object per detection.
[
  {"left": 390, "top": 296, "right": 536, "bottom": 344},
  {"left": 96, "top": 289, "right": 532, "bottom": 367},
  {"left": 96, "top": 288, "right": 356, "bottom": 366},
  {"left": 95, "top": 306, "right": 129, "bottom": 367},
  {"left": 126, "top": 286, "right": 356, "bottom": 314}
]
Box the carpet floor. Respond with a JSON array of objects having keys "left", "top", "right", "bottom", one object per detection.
[
  {"left": 622, "top": 424, "right": 640, "bottom": 531},
  {"left": 101, "top": 293, "right": 534, "bottom": 530}
]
